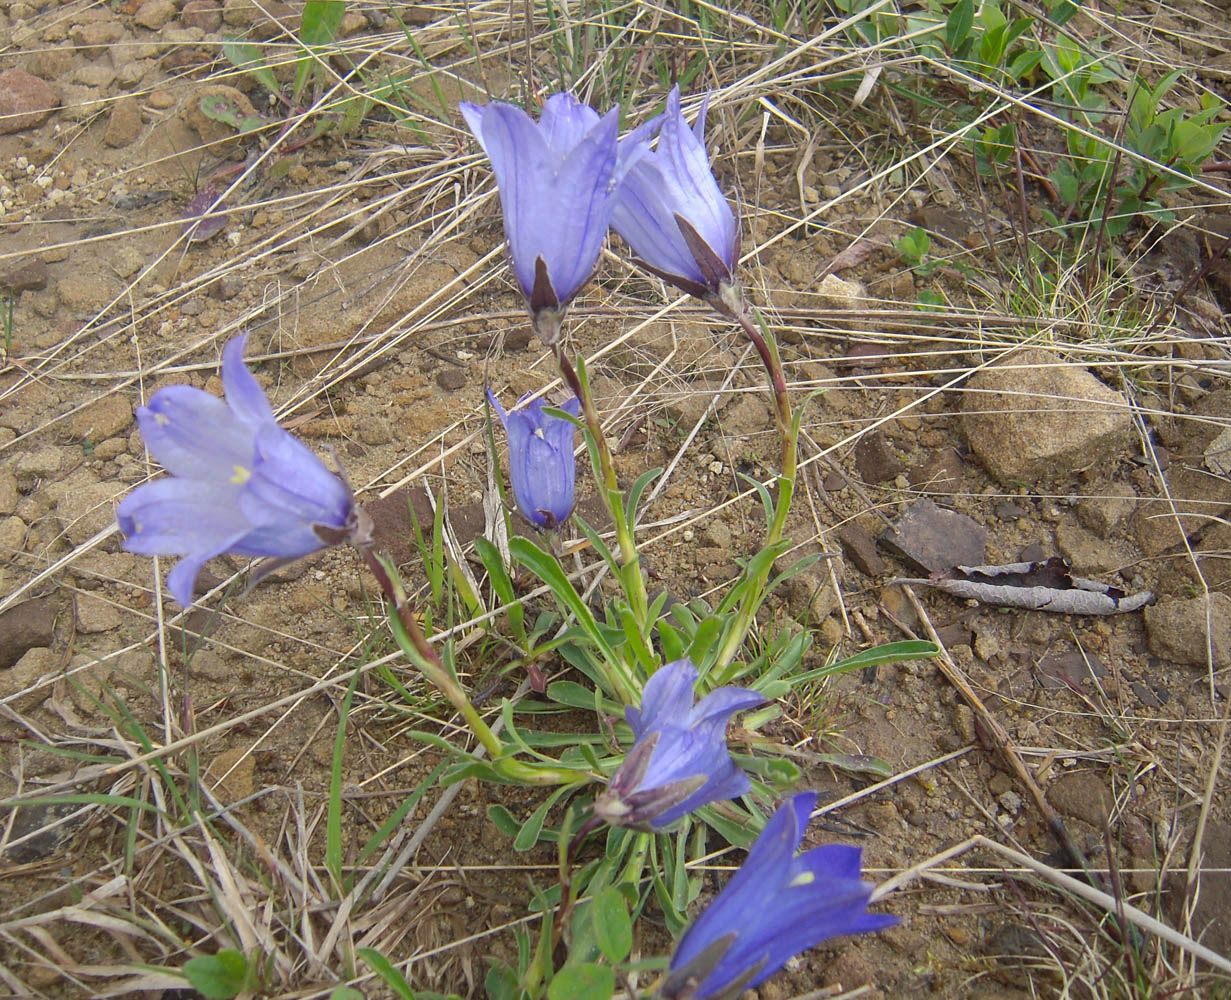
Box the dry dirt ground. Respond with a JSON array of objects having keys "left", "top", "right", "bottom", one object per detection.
[{"left": 1, "top": 1, "right": 1230, "bottom": 998}]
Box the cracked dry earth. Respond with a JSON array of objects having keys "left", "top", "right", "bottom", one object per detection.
[{"left": 1, "top": 1, "right": 1231, "bottom": 998}]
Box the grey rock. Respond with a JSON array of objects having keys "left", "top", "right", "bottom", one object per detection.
[
  {"left": 0, "top": 68, "right": 58, "bottom": 135},
  {"left": 134, "top": 0, "right": 177, "bottom": 30},
  {"left": 1055, "top": 520, "right": 1133, "bottom": 575},
  {"left": 1075, "top": 482, "right": 1137, "bottom": 537},
  {"left": 1144, "top": 593, "right": 1231, "bottom": 667},
  {"left": 103, "top": 96, "right": 143, "bottom": 148},
  {"left": 881, "top": 499, "right": 988, "bottom": 574},
  {"left": 1, "top": 257, "right": 48, "bottom": 291},
  {"left": 1046, "top": 770, "right": 1113, "bottom": 828},
  {"left": 0, "top": 596, "right": 57, "bottom": 670},
  {"left": 961, "top": 349, "right": 1131, "bottom": 485}
]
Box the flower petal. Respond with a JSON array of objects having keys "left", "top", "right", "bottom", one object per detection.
[
  {"left": 686, "top": 685, "right": 766, "bottom": 728},
  {"left": 137, "top": 387, "right": 255, "bottom": 481},
  {"left": 658, "top": 87, "right": 736, "bottom": 267},
  {"left": 222, "top": 333, "right": 276, "bottom": 429},
  {"left": 117, "top": 478, "right": 254, "bottom": 606},
  {"left": 542, "top": 107, "right": 619, "bottom": 301},
  {"left": 472, "top": 102, "right": 554, "bottom": 296},
  {"left": 626, "top": 659, "right": 699, "bottom": 737},
  {"left": 242, "top": 426, "right": 352, "bottom": 529},
  {"left": 611, "top": 159, "right": 703, "bottom": 283},
  {"left": 538, "top": 92, "right": 600, "bottom": 157},
  {"left": 117, "top": 478, "right": 250, "bottom": 554}
]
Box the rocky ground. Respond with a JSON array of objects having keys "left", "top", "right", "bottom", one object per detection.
[{"left": 1, "top": 1, "right": 1230, "bottom": 998}]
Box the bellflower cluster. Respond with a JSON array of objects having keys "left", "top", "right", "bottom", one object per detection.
[
  {"left": 487, "top": 389, "right": 580, "bottom": 529},
  {"left": 661, "top": 792, "right": 897, "bottom": 1000},
  {"left": 460, "top": 94, "right": 652, "bottom": 343},
  {"left": 116, "top": 334, "right": 360, "bottom": 606},
  {"left": 593, "top": 659, "right": 764, "bottom": 829},
  {"left": 462, "top": 87, "right": 741, "bottom": 337},
  {"left": 611, "top": 85, "right": 739, "bottom": 302}
]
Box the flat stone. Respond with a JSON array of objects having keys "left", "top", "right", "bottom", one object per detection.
[
  {"left": 1054, "top": 521, "right": 1134, "bottom": 575},
  {"left": 103, "top": 96, "right": 143, "bottom": 148},
  {"left": 0, "top": 646, "right": 57, "bottom": 713},
  {"left": 838, "top": 522, "right": 886, "bottom": 577},
  {"left": 71, "top": 20, "right": 126, "bottom": 48},
  {"left": 909, "top": 446, "right": 964, "bottom": 495},
  {"left": 0, "top": 596, "right": 57, "bottom": 670},
  {"left": 58, "top": 271, "right": 120, "bottom": 311},
  {"left": 205, "top": 747, "right": 256, "bottom": 804},
  {"left": 1075, "top": 482, "right": 1137, "bottom": 537},
  {"left": 15, "top": 446, "right": 63, "bottom": 477},
  {"left": 73, "top": 396, "right": 136, "bottom": 447},
  {"left": 0, "top": 515, "right": 26, "bottom": 552},
  {"left": 0, "top": 69, "right": 58, "bottom": 135},
  {"left": 75, "top": 593, "right": 122, "bottom": 633},
  {"left": 855, "top": 430, "right": 904, "bottom": 483},
  {"left": 134, "top": 0, "right": 177, "bottom": 30},
  {"left": 0, "top": 467, "right": 18, "bottom": 515},
  {"left": 880, "top": 499, "right": 988, "bottom": 574},
  {"left": 961, "top": 349, "right": 1132, "bottom": 485},
  {"left": 181, "top": 0, "right": 223, "bottom": 31},
  {"left": 1046, "top": 770, "right": 1113, "bottom": 828},
  {"left": 1144, "top": 593, "right": 1231, "bottom": 668},
  {"left": 435, "top": 368, "right": 466, "bottom": 391},
  {"left": 1, "top": 257, "right": 47, "bottom": 292},
  {"left": 52, "top": 475, "right": 120, "bottom": 544}
]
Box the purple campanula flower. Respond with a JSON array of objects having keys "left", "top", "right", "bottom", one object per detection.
[
  {"left": 117, "top": 334, "right": 361, "bottom": 606},
  {"left": 461, "top": 93, "right": 650, "bottom": 343},
  {"left": 611, "top": 85, "right": 740, "bottom": 304},
  {"left": 487, "top": 388, "right": 580, "bottom": 529},
  {"left": 661, "top": 792, "right": 896, "bottom": 1000},
  {"left": 593, "top": 659, "right": 764, "bottom": 830}
]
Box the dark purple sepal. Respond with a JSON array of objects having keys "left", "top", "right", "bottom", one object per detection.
[
  {"left": 675, "top": 212, "right": 732, "bottom": 289},
  {"left": 635, "top": 258, "right": 712, "bottom": 300},
  {"left": 661, "top": 933, "right": 763, "bottom": 1000},
  {"left": 529, "top": 254, "right": 560, "bottom": 312},
  {"left": 593, "top": 732, "right": 708, "bottom": 828}
]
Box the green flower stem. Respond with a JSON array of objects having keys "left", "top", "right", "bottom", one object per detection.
[
  {"left": 710, "top": 289, "right": 797, "bottom": 675},
  {"left": 553, "top": 345, "right": 650, "bottom": 632},
  {"left": 359, "top": 541, "right": 580, "bottom": 785},
  {"left": 364, "top": 545, "right": 504, "bottom": 758}
]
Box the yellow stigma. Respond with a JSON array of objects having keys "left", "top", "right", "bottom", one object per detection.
[
  {"left": 153, "top": 412, "right": 170, "bottom": 425},
  {"left": 230, "top": 465, "right": 251, "bottom": 484},
  {"left": 789, "top": 871, "right": 815, "bottom": 888}
]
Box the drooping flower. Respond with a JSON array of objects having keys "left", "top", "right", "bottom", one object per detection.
[
  {"left": 593, "top": 659, "right": 764, "bottom": 829},
  {"left": 661, "top": 792, "right": 896, "bottom": 1000},
  {"left": 117, "top": 334, "right": 360, "bottom": 606},
  {"left": 461, "top": 93, "right": 648, "bottom": 342},
  {"left": 611, "top": 85, "right": 739, "bottom": 304},
  {"left": 487, "top": 388, "right": 580, "bottom": 529}
]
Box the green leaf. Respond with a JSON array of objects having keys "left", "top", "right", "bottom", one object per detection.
[
  {"left": 327, "top": 667, "right": 363, "bottom": 895},
  {"left": 513, "top": 784, "right": 571, "bottom": 851},
  {"left": 329, "top": 988, "right": 365, "bottom": 1000},
  {"left": 301, "top": 0, "right": 346, "bottom": 45},
  {"left": 945, "top": 0, "right": 974, "bottom": 52},
  {"left": 222, "top": 39, "right": 280, "bottom": 94},
  {"left": 358, "top": 947, "right": 417, "bottom": 1000},
  {"left": 658, "top": 620, "right": 686, "bottom": 664},
  {"left": 182, "top": 950, "right": 251, "bottom": 999},
  {"left": 548, "top": 964, "right": 613, "bottom": 1000},
  {"left": 593, "top": 886, "right": 633, "bottom": 964},
  {"left": 487, "top": 803, "right": 520, "bottom": 837}
]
